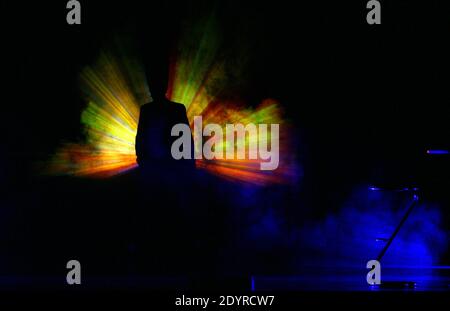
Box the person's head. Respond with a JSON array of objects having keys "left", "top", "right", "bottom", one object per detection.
[
  {"left": 140, "top": 24, "right": 173, "bottom": 102},
  {"left": 146, "top": 59, "right": 170, "bottom": 101},
  {"left": 136, "top": 0, "right": 189, "bottom": 102},
  {"left": 137, "top": 1, "right": 187, "bottom": 102}
]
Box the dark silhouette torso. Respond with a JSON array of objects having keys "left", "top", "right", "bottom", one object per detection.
[{"left": 135, "top": 99, "right": 194, "bottom": 168}]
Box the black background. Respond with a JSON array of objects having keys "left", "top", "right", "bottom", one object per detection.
[{"left": 1, "top": 0, "right": 449, "bottom": 286}]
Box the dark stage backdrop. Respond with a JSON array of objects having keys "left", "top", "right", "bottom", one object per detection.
[{"left": 1, "top": 0, "right": 449, "bottom": 290}]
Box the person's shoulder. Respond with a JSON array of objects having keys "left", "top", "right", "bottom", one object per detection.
[
  {"left": 138, "top": 103, "right": 151, "bottom": 118},
  {"left": 140, "top": 103, "right": 151, "bottom": 111},
  {"left": 168, "top": 101, "right": 187, "bottom": 112}
]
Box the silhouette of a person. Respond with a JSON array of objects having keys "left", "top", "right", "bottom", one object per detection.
[
  {"left": 132, "top": 53, "right": 196, "bottom": 277},
  {"left": 135, "top": 67, "right": 194, "bottom": 169},
  {"left": 133, "top": 34, "right": 227, "bottom": 288}
]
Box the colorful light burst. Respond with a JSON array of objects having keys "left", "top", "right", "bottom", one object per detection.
[
  {"left": 48, "top": 47, "right": 150, "bottom": 177},
  {"left": 188, "top": 98, "right": 298, "bottom": 185},
  {"left": 167, "top": 14, "right": 299, "bottom": 185},
  {"left": 49, "top": 17, "right": 300, "bottom": 185}
]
